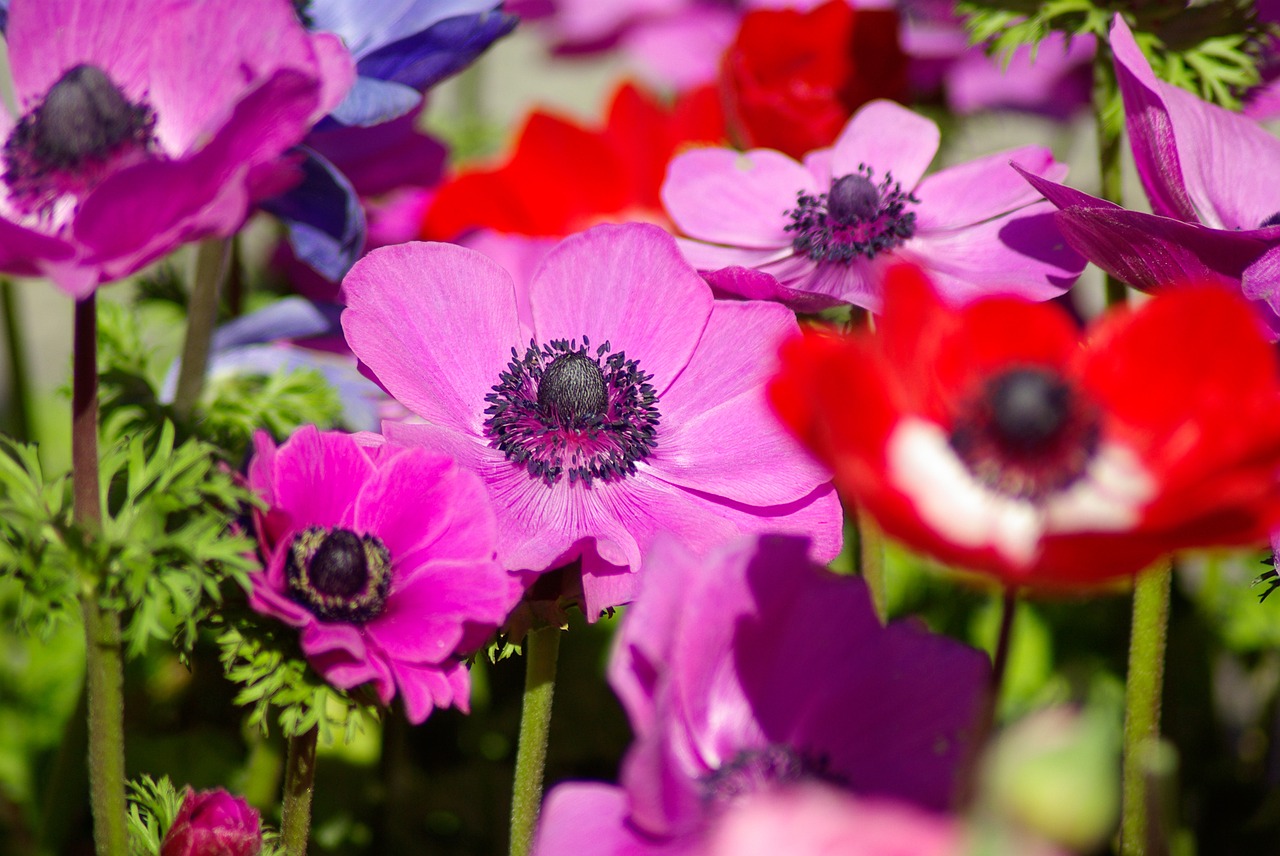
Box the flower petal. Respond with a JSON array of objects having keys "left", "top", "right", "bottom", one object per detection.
[
  {"left": 530, "top": 223, "right": 713, "bottom": 396},
  {"left": 342, "top": 242, "right": 522, "bottom": 434},
  {"left": 914, "top": 146, "right": 1066, "bottom": 231},
  {"left": 830, "top": 100, "right": 939, "bottom": 191},
  {"left": 661, "top": 147, "right": 812, "bottom": 248}
]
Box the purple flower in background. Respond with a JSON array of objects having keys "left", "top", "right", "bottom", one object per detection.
[
  {"left": 341, "top": 223, "right": 841, "bottom": 615},
  {"left": 248, "top": 426, "right": 521, "bottom": 723},
  {"left": 0, "top": 0, "right": 352, "bottom": 297},
  {"left": 306, "top": 0, "right": 517, "bottom": 128},
  {"left": 1019, "top": 15, "right": 1280, "bottom": 331},
  {"left": 534, "top": 535, "right": 990, "bottom": 855},
  {"left": 160, "top": 788, "right": 261, "bottom": 856},
  {"left": 662, "top": 99, "right": 1084, "bottom": 312}
]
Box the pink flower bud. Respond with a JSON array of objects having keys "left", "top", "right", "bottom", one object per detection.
[{"left": 160, "top": 788, "right": 261, "bottom": 856}]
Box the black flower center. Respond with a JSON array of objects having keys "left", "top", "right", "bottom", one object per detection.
[
  {"left": 1261, "top": 212, "right": 1280, "bottom": 229},
  {"left": 3, "top": 64, "right": 156, "bottom": 214},
  {"left": 484, "top": 336, "right": 660, "bottom": 486},
  {"left": 949, "top": 367, "right": 1099, "bottom": 501},
  {"left": 285, "top": 526, "right": 392, "bottom": 623},
  {"left": 785, "top": 164, "right": 918, "bottom": 264},
  {"left": 537, "top": 352, "right": 609, "bottom": 419},
  {"left": 700, "top": 745, "right": 845, "bottom": 812}
]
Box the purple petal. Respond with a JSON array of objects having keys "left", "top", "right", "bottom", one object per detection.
[
  {"left": 830, "top": 101, "right": 939, "bottom": 191},
  {"left": 388, "top": 657, "right": 471, "bottom": 723},
  {"left": 354, "top": 9, "right": 518, "bottom": 92},
  {"left": 342, "top": 242, "right": 523, "bottom": 435},
  {"left": 308, "top": 112, "right": 446, "bottom": 198},
  {"left": 260, "top": 146, "right": 366, "bottom": 282},
  {"left": 661, "top": 148, "right": 812, "bottom": 249},
  {"left": 1020, "top": 167, "right": 1271, "bottom": 290},
  {"left": 326, "top": 76, "right": 422, "bottom": 127},
  {"left": 651, "top": 301, "right": 831, "bottom": 505},
  {"left": 530, "top": 224, "right": 713, "bottom": 396}
]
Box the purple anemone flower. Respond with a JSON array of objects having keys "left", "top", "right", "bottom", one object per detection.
[
  {"left": 1018, "top": 15, "right": 1280, "bottom": 330},
  {"left": 248, "top": 425, "right": 522, "bottom": 723},
  {"left": 0, "top": 0, "right": 352, "bottom": 297},
  {"left": 661, "top": 99, "right": 1084, "bottom": 313},
  {"left": 533, "top": 534, "right": 991, "bottom": 855},
  {"left": 306, "top": 0, "right": 518, "bottom": 128},
  {"left": 341, "top": 222, "right": 841, "bottom": 615}
]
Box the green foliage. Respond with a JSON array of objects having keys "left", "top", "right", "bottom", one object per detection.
[
  {"left": 0, "top": 406, "right": 258, "bottom": 657},
  {"left": 215, "top": 613, "right": 378, "bottom": 742},
  {"left": 958, "top": 0, "right": 1264, "bottom": 110},
  {"left": 198, "top": 366, "right": 344, "bottom": 463}
]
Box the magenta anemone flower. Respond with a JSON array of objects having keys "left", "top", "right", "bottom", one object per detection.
[
  {"left": 0, "top": 0, "right": 352, "bottom": 297},
  {"left": 341, "top": 222, "right": 841, "bottom": 615},
  {"left": 661, "top": 99, "right": 1084, "bottom": 313},
  {"left": 1019, "top": 15, "right": 1280, "bottom": 329},
  {"left": 533, "top": 535, "right": 990, "bottom": 855},
  {"left": 248, "top": 425, "right": 522, "bottom": 723}
]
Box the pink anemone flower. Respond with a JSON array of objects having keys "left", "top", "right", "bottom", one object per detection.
[
  {"left": 0, "top": 0, "right": 352, "bottom": 296},
  {"left": 248, "top": 425, "right": 521, "bottom": 723},
  {"left": 661, "top": 99, "right": 1084, "bottom": 312},
  {"left": 341, "top": 222, "right": 841, "bottom": 616}
]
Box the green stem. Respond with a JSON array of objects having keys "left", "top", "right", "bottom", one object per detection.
[
  {"left": 280, "top": 727, "right": 319, "bottom": 856},
  {"left": 955, "top": 587, "right": 1018, "bottom": 809},
  {"left": 1120, "top": 562, "right": 1173, "bottom": 856},
  {"left": 855, "top": 509, "right": 887, "bottom": 622},
  {"left": 509, "top": 625, "right": 561, "bottom": 856},
  {"left": 172, "top": 238, "right": 230, "bottom": 418},
  {"left": 73, "top": 295, "right": 128, "bottom": 856},
  {"left": 1092, "top": 41, "right": 1128, "bottom": 306},
  {"left": 1, "top": 279, "right": 33, "bottom": 442}
]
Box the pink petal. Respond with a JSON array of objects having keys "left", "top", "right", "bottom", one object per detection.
[
  {"left": 390, "top": 658, "right": 471, "bottom": 723},
  {"left": 661, "top": 148, "right": 813, "bottom": 249},
  {"left": 272, "top": 424, "right": 374, "bottom": 530},
  {"left": 830, "top": 100, "right": 939, "bottom": 191},
  {"left": 530, "top": 224, "right": 713, "bottom": 396},
  {"left": 534, "top": 783, "right": 694, "bottom": 856},
  {"left": 651, "top": 301, "right": 831, "bottom": 505},
  {"left": 7, "top": 0, "right": 157, "bottom": 107},
  {"left": 343, "top": 242, "right": 523, "bottom": 435},
  {"left": 914, "top": 146, "right": 1067, "bottom": 231}
]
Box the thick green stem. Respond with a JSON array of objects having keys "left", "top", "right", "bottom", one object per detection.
[
  {"left": 1120, "top": 563, "right": 1173, "bottom": 856},
  {"left": 1093, "top": 41, "right": 1128, "bottom": 306},
  {"left": 509, "top": 625, "right": 561, "bottom": 856},
  {"left": 1, "top": 279, "right": 33, "bottom": 442},
  {"left": 172, "top": 238, "right": 230, "bottom": 418},
  {"left": 74, "top": 295, "right": 128, "bottom": 856},
  {"left": 855, "top": 509, "right": 887, "bottom": 622},
  {"left": 280, "top": 727, "right": 319, "bottom": 856}
]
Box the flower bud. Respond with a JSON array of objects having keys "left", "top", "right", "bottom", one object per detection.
[{"left": 160, "top": 788, "right": 262, "bottom": 856}]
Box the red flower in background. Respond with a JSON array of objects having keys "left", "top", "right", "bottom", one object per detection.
[
  {"left": 769, "top": 265, "right": 1280, "bottom": 588},
  {"left": 721, "top": 0, "right": 908, "bottom": 159},
  {"left": 421, "top": 83, "right": 725, "bottom": 240}
]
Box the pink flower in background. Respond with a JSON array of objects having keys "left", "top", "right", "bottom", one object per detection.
[
  {"left": 341, "top": 223, "right": 841, "bottom": 615},
  {"left": 0, "top": 0, "right": 352, "bottom": 296},
  {"left": 534, "top": 535, "right": 990, "bottom": 855},
  {"left": 662, "top": 99, "right": 1083, "bottom": 312},
  {"left": 160, "top": 788, "right": 261, "bottom": 856},
  {"left": 248, "top": 426, "right": 521, "bottom": 723}
]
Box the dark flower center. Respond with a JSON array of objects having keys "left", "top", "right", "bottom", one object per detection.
[
  {"left": 1261, "top": 212, "right": 1280, "bottom": 229},
  {"left": 949, "top": 367, "right": 1099, "bottom": 501},
  {"left": 285, "top": 526, "right": 392, "bottom": 623},
  {"left": 484, "top": 336, "right": 660, "bottom": 486},
  {"left": 700, "top": 744, "right": 844, "bottom": 812},
  {"left": 785, "top": 164, "right": 918, "bottom": 264},
  {"left": 537, "top": 352, "right": 609, "bottom": 419},
  {"left": 3, "top": 64, "right": 156, "bottom": 214}
]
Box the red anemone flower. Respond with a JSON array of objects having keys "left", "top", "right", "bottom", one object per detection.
[
  {"left": 421, "top": 82, "right": 724, "bottom": 240},
  {"left": 721, "top": 0, "right": 908, "bottom": 159},
  {"left": 769, "top": 265, "right": 1280, "bottom": 587}
]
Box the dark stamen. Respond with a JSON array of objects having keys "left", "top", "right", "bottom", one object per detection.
[
  {"left": 827, "top": 173, "right": 881, "bottom": 224},
  {"left": 24, "top": 65, "right": 149, "bottom": 170},
  {"left": 538, "top": 352, "right": 609, "bottom": 419},
  {"left": 987, "top": 369, "right": 1072, "bottom": 452},
  {"left": 286, "top": 526, "right": 392, "bottom": 623},
  {"left": 308, "top": 529, "right": 370, "bottom": 599}
]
